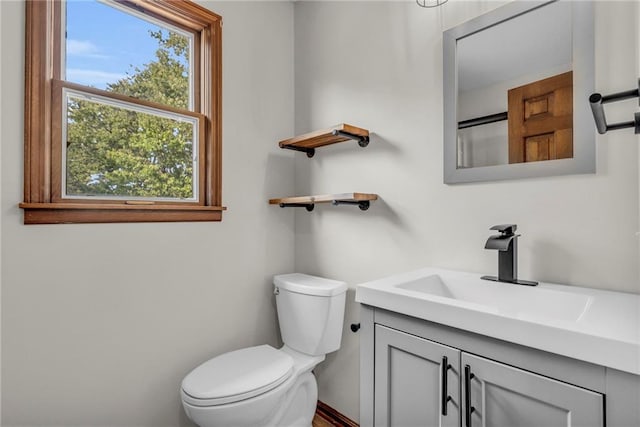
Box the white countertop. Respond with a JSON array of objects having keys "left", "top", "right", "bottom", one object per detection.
[{"left": 355, "top": 267, "right": 640, "bottom": 375}]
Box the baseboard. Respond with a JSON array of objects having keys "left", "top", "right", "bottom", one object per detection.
[{"left": 315, "top": 400, "right": 359, "bottom": 427}]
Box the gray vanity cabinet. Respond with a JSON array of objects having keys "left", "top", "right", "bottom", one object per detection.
[
  {"left": 374, "top": 325, "right": 460, "bottom": 427},
  {"left": 363, "top": 308, "right": 607, "bottom": 427},
  {"left": 463, "top": 353, "right": 604, "bottom": 427}
]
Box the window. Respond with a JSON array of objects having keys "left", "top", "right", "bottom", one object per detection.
[{"left": 21, "top": 0, "right": 223, "bottom": 224}]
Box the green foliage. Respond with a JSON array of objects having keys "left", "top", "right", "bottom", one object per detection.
[{"left": 66, "top": 30, "right": 195, "bottom": 199}]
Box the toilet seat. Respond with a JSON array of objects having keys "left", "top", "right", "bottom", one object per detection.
[{"left": 181, "top": 345, "right": 294, "bottom": 407}]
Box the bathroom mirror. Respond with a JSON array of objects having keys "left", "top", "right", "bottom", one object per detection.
[{"left": 443, "top": 0, "right": 595, "bottom": 184}]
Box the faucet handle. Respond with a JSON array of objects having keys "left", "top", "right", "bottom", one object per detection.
[{"left": 489, "top": 224, "right": 517, "bottom": 235}]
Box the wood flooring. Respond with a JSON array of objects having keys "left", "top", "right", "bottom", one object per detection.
[
  {"left": 312, "top": 413, "right": 338, "bottom": 427},
  {"left": 312, "top": 401, "right": 359, "bottom": 427}
]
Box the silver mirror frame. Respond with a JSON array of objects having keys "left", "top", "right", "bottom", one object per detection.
[{"left": 443, "top": 0, "right": 595, "bottom": 184}]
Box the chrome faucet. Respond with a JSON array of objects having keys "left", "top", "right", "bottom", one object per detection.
[{"left": 481, "top": 224, "right": 538, "bottom": 286}]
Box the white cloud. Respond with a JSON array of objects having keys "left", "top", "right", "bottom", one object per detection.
[
  {"left": 67, "top": 39, "right": 109, "bottom": 59},
  {"left": 67, "top": 39, "right": 97, "bottom": 55},
  {"left": 66, "top": 69, "right": 126, "bottom": 87}
]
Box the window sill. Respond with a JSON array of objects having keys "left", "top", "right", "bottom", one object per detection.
[{"left": 19, "top": 203, "right": 226, "bottom": 224}]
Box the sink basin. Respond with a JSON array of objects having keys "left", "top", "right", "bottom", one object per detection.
[
  {"left": 397, "top": 274, "right": 592, "bottom": 323},
  {"left": 355, "top": 267, "right": 640, "bottom": 375}
]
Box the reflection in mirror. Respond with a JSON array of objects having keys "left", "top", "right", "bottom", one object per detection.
[
  {"left": 443, "top": 0, "right": 595, "bottom": 183},
  {"left": 457, "top": 1, "right": 572, "bottom": 168}
]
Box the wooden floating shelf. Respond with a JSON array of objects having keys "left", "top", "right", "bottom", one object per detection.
[
  {"left": 278, "top": 124, "right": 370, "bottom": 158},
  {"left": 269, "top": 193, "right": 378, "bottom": 211}
]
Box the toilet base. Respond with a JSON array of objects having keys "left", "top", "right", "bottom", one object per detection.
[
  {"left": 271, "top": 371, "right": 318, "bottom": 427},
  {"left": 182, "top": 347, "right": 323, "bottom": 427}
]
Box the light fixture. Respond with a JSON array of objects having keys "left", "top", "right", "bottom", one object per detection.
[{"left": 416, "top": 0, "right": 448, "bottom": 8}]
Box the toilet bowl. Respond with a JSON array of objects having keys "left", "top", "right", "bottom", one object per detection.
[{"left": 181, "top": 273, "right": 347, "bottom": 427}]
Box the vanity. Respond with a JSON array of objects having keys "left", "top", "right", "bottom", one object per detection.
[
  {"left": 355, "top": 268, "right": 640, "bottom": 427},
  {"left": 354, "top": 0, "right": 640, "bottom": 423},
  {"left": 353, "top": 0, "right": 639, "bottom": 423}
]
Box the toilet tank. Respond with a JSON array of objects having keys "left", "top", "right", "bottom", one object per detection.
[{"left": 274, "top": 273, "right": 347, "bottom": 356}]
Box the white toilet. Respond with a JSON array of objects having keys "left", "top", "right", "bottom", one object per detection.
[{"left": 181, "top": 273, "right": 347, "bottom": 427}]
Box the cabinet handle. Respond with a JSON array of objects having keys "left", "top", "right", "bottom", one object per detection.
[
  {"left": 464, "top": 364, "right": 476, "bottom": 427},
  {"left": 441, "top": 356, "right": 452, "bottom": 416}
]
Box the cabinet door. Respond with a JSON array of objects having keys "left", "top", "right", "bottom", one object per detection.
[
  {"left": 374, "top": 325, "right": 460, "bottom": 427},
  {"left": 462, "top": 353, "right": 604, "bottom": 427}
]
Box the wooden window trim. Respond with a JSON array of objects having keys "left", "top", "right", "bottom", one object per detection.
[{"left": 21, "top": 0, "right": 224, "bottom": 224}]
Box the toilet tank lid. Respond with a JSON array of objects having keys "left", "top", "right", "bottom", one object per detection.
[{"left": 274, "top": 273, "right": 347, "bottom": 297}]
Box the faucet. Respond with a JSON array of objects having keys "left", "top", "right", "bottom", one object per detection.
[{"left": 481, "top": 224, "right": 538, "bottom": 286}]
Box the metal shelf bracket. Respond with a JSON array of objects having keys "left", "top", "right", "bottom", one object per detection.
[
  {"left": 280, "top": 145, "right": 316, "bottom": 158},
  {"left": 279, "top": 202, "right": 314, "bottom": 212},
  {"left": 332, "top": 129, "right": 370, "bottom": 147},
  {"left": 332, "top": 199, "right": 371, "bottom": 211}
]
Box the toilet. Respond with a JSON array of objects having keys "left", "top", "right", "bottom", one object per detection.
[{"left": 180, "top": 273, "right": 347, "bottom": 427}]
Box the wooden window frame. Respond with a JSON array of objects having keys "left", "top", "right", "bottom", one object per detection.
[{"left": 20, "top": 0, "right": 224, "bottom": 224}]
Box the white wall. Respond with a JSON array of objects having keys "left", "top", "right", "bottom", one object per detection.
[
  {"left": 3, "top": 1, "right": 639, "bottom": 425},
  {"left": 0, "top": 1, "right": 295, "bottom": 426},
  {"left": 294, "top": 1, "right": 640, "bottom": 422}
]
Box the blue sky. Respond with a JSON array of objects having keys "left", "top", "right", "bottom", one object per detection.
[{"left": 65, "top": 0, "right": 181, "bottom": 89}]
